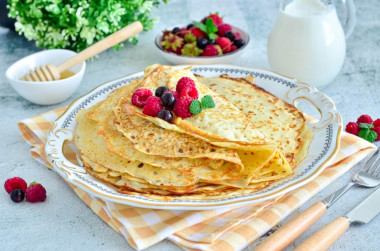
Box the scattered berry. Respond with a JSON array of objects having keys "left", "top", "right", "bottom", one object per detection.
[
  {"left": 345, "top": 122, "right": 359, "bottom": 136},
  {"left": 142, "top": 96, "right": 163, "bottom": 117},
  {"left": 357, "top": 115, "right": 373, "bottom": 125},
  {"left": 190, "top": 99, "right": 202, "bottom": 115},
  {"left": 180, "top": 86, "right": 199, "bottom": 100},
  {"left": 4, "top": 177, "right": 27, "bottom": 194},
  {"left": 174, "top": 96, "right": 193, "bottom": 118},
  {"left": 10, "top": 189, "right": 25, "bottom": 203},
  {"left": 224, "top": 30, "right": 235, "bottom": 41},
  {"left": 187, "top": 23, "right": 195, "bottom": 30},
  {"left": 176, "top": 77, "right": 196, "bottom": 94},
  {"left": 230, "top": 45, "right": 237, "bottom": 52},
  {"left": 234, "top": 32, "right": 241, "bottom": 40},
  {"left": 181, "top": 42, "right": 204, "bottom": 56},
  {"left": 155, "top": 86, "right": 169, "bottom": 97},
  {"left": 157, "top": 109, "right": 174, "bottom": 123},
  {"left": 25, "top": 182, "right": 46, "bottom": 203},
  {"left": 190, "top": 27, "right": 207, "bottom": 38},
  {"left": 163, "top": 90, "right": 180, "bottom": 100},
  {"left": 161, "top": 33, "right": 184, "bottom": 53},
  {"left": 201, "top": 44, "right": 219, "bottom": 56},
  {"left": 216, "top": 37, "right": 232, "bottom": 53},
  {"left": 132, "top": 89, "right": 153, "bottom": 108},
  {"left": 197, "top": 38, "right": 209, "bottom": 50},
  {"left": 371, "top": 127, "right": 380, "bottom": 141},
  {"left": 172, "top": 27, "right": 181, "bottom": 34},
  {"left": 234, "top": 38, "right": 246, "bottom": 48},
  {"left": 217, "top": 23, "right": 232, "bottom": 36},
  {"left": 205, "top": 13, "right": 223, "bottom": 26},
  {"left": 161, "top": 92, "right": 177, "bottom": 109},
  {"left": 373, "top": 119, "right": 380, "bottom": 128}
]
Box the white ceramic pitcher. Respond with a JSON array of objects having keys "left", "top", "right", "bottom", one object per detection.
[{"left": 267, "top": 0, "right": 356, "bottom": 88}]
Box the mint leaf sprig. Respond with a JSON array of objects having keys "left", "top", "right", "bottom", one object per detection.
[
  {"left": 358, "top": 123, "right": 377, "bottom": 143},
  {"left": 190, "top": 95, "right": 216, "bottom": 115},
  {"left": 193, "top": 19, "right": 218, "bottom": 40}
]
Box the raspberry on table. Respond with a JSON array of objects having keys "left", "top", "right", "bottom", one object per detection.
[
  {"left": 345, "top": 122, "right": 359, "bottom": 136},
  {"left": 217, "top": 23, "right": 232, "bottom": 36},
  {"left": 357, "top": 114, "right": 373, "bottom": 124},
  {"left": 201, "top": 44, "right": 219, "bottom": 57},
  {"left": 25, "top": 182, "right": 46, "bottom": 203},
  {"left": 216, "top": 37, "right": 232, "bottom": 53},
  {"left": 4, "top": 177, "right": 27, "bottom": 194},
  {"left": 373, "top": 119, "right": 380, "bottom": 128},
  {"left": 174, "top": 96, "right": 193, "bottom": 118},
  {"left": 132, "top": 88, "right": 153, "bottom": 108},
  {"left": 143, "top": 96, "right": 163, "bottom": 117},
  {"left": 180, "top": 86, "right": 199, "bottom": 100},
  {"left": 371, "top": 127, "right": 380, "bottom": 141},
  {"left": 176, "top": 77, "right": 196, "bottom": 94}
]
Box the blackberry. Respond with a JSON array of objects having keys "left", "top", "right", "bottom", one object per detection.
[
  {"left": 157, "top": 109, "right": 173, "bottom": 123},
  {"left": 196, "top": 38, "right": 208, "bottom": 50},
  {"left": 161, "top": 92, "right": 176, "bottom": 109},
  {"left": 10, "top": 189, "right": 25, "bottom": 203},
  {"left": 234, "top": 39, "right": 245, "bottom": 48},
  {"left": 224, "top": 30, "right": 235, "bottom": 41},
  {"left": 172, "top": 27, "right": 181, "bottom": 34},
  {"left": 155, "top": 86, "right": 169, "bottom": 97},
  {"left": 187, "top": 23, "right": 195, "bottom": 30}
]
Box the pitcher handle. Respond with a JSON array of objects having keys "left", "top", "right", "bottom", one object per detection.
[{"left": 342, "top": 0, "right": 356, "bottom": 39}]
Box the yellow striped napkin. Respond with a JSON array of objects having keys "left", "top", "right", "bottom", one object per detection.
[{"left": 18, "top": 108, "right": 376, "bottom": 250}]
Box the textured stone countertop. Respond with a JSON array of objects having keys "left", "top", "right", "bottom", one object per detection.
[{"left": 1, "top": 0, "right": 379, "bottom": 250}]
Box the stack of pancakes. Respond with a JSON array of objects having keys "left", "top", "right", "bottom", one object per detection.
[{"left": 73, "top": 64, "right": 312, "bottom": 200}]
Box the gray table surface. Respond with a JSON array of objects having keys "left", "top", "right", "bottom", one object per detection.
[{"left": 1, "top": 0, "right": 379, "bottom": 250}]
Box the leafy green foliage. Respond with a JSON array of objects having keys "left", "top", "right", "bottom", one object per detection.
[
  {"left": 193, "top": 18, "right": 218, "bottom": 40},
  {"left": 7, "top": 0, "right": 167, "bottom": 52},
  {"left": 201, "top": 95, "right": 215, "bottom": 109},
  {"left": 190, "top": 99, "right": 202, "bottom": 115},
  {"left": 359, "top": 123, "right": 374, "bottom": 129},
  {"left": 358, "top": 128, "right": 377, "bottom": 143}
]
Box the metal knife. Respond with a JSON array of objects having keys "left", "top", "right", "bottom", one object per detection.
[{"left": 295, "top": 186, "right": 380, "bottom": 251}]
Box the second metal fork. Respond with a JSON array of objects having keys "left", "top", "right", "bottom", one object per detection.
[{"left": 255, "top": 148, "right": 380, "bottom": 251}]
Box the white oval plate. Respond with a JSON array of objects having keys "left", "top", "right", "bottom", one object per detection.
[{"left": 45, "top": 65, "right": 342, "bottom": 210}]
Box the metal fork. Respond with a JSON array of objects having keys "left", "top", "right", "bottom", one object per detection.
[{"left": 255, "top": 148, "right": 380, "bottom": 251}]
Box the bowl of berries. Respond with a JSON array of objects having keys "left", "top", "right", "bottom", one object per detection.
[{"left": 155, "top": 13, "right": 249, "bottom": 65}]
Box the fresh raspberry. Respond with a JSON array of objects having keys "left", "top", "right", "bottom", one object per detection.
[
  {"left": 345, "top": 122, "right": 359, "bottom": 136},
  {"left": 217, "top": 23, "right": 232, "bottom": 36},
  {"left": 132, "top": 89, "right": 153, "bottom": 108},
  {"left": 25, "top": 182, "right": 46, "bottom": 203},
  {"left": 143, "top": 96, "right": 163, "bottom": 117},
  {"left": 190, "top": 27, "right": 207, "bottom": 38},
  {"left": 230, "top": 45, "right": 237, "bottom": 52},
  {"left": 4, "top": 177, "right": 27, "bottom": 194},
  {"left": 180, "top": 86, "right": 199, "bottom": 100},
  {"left": 373, "top": 119, "right": 380, "bottom": 128},
  {"left": 201, "top": 44, "right": 219, "bottom": 56},
  {"left": 234, "top": 32, "right": 241, "bottom": 40},
  {"left": 216, "top": 37, "right": 232, "bottom": 53},
  {"left": 357, "top": 114, "right": 373, "bottom": 124},
  {"left": 176, "top": 77, "right": 196, "bottom": 93},
  {"left": 205, "top": 13, "right": 223, "bottom": 26},
  {"left": 164, "top": 90, "right": 180, "bottom": 100},
  {"left": 371, "top": 127, "right": 380, "bottom": 141},
  {"left": 174, "top": 96, "right": 193, "bottom": 118}
]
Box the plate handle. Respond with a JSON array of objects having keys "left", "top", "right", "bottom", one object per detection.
[
  {"left": 286, "top": 81, "right": 342, "bottom": 130},
  {"left": 45, "top": 124, "right": 86, "bottom": 177}
]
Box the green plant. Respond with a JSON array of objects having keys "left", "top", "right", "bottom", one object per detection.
[{"left": 8, "top": 0, "right": 167, "bottom": 52}]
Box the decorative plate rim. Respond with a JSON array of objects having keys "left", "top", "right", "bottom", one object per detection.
[{"left": 45, "top": 65, "right": 342, "bottom": 210}]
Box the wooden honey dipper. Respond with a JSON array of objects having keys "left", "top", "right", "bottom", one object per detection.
[{"left": 21, "top": 21, "right": 143, "bottom": 81}]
